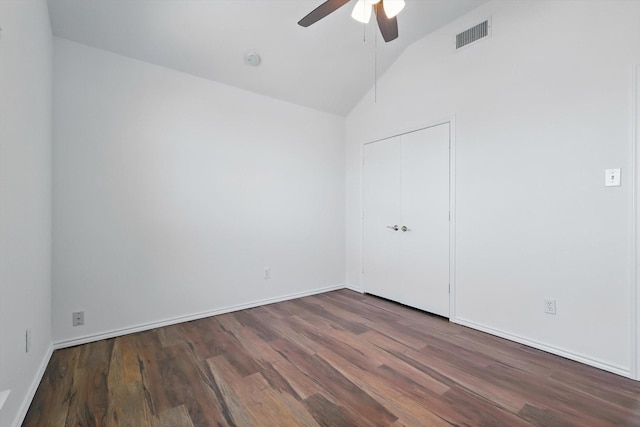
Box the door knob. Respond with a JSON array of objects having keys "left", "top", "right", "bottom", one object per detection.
[
  {"left": 401, "top": 226, "right": 409, "bottom": 232},
  {"left": 386, "top": 225, "right": 399, "bottom": 231}
]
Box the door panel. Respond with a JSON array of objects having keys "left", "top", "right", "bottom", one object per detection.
[
  {"left": 362, "top": 124, "right": 450, "bottom": 317},
  {"left": 363, "top": 137, "right": 401, "bottom": 299},
  {"left": 401, "top": 124, "right": 450, "bottom": 316}
]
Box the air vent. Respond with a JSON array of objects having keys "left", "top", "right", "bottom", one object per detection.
[{"left": 456, "top": 19, "right": 490, "bottom": 50}]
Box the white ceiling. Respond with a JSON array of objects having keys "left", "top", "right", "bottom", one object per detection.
[{"left": 47, "top": 0, "right": 486, "bottom": 116}]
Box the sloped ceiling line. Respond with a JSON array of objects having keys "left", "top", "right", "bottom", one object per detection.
[{"left": 47, "top": 0, "right": 486, "bottom": 116}]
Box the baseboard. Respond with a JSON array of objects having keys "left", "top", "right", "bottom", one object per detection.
[
  {"left": 452, "top": 316, "right": 631, "bottom": 379},
  {"left": 12, "top": 344, "right": 53, "bottom": 427},
  {"left": 54, "top": 284, "right": 346, "bottom": 349},
  {"left": 344, "top": 284, "right": 365, "bottom": 294}
]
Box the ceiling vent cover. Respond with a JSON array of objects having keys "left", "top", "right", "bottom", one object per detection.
[{"left": 456, "top": 19, "right": 490, "bottom": 50}]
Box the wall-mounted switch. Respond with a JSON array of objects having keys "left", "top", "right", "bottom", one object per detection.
[
  {"left": 26, "top": 328, "right": 32, "bottom": 353},
  {"left": 605, "top": 169, "right": 621, "bottom": 187},
  {"left": 264, "top": 267, "right": 271, "bottom": 280}
]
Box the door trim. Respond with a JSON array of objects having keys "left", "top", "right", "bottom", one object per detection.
[
  {"left": 360, "top": 117, "right": 456, "bottom": 320},
  {"left": 448, "top": 116, "right": 457, "bottom": 321},
  {"left": 632, "top": 64, "right": 639, "bottom": 380}
]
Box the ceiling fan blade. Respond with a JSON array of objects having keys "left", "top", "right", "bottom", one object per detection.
[
  {"left": 298, "top": 0, "right": 352, "bottom": 27},
  {"left": 374, "top": 1, "right": 399, "bottom": 42}
]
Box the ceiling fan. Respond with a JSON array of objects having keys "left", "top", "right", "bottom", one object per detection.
[{"left": 298, "top": 0, "right": 406, "bottom": 43}]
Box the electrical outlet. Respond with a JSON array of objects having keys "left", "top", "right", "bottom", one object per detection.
[
  {"left": 544, "top": 298, "right": 557, "bottom": 315},
  {"left": 72, "top": 311, "right": 85, "bottom": 326},
  {"left": 25, "top": 328, "right": 32, "bottom": 353},
  {"left": 264, "top": 267, "right": 271, "bottom": 280}
]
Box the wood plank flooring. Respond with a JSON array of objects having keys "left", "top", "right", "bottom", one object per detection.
[{"left": 23, "top": 290, "right": 640, "bottom": 426}]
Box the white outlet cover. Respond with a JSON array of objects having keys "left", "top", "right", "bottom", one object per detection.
[
  {"left": 544, "top": 298, "right": 557, "bottom": 315},
  {"left": 73, "top": 311, "right": 85, "bottom": 326},
  {"left": 605, "top": 169, "right": 621, "bottom": 187}
]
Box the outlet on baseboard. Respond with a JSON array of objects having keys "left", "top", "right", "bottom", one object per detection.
[
  {"left": 544, "top": 298, "right": 557, "bottom": 315},
  {"left": 73, "top": 311, "right": 85, "bottom": 326}
]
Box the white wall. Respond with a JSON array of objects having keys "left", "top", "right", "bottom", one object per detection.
[
  {"left": 346, "top": 0, "right": 640, "bottom": 377},
  {"left": 0, "top": 1, "right": 53, "bottom": 426},
  {"left": 53, "top": 38, "right": 345, "bottom": 344}
]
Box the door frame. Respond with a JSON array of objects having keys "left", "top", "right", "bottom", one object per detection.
[
  {"left": 632, "top": 64, "right": 639, "bottom": 380},
  {"left": 360, "top": 117, "right": 457, "bottom": 319}
]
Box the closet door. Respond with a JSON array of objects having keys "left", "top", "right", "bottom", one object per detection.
[
  {"left": 362, "top": 137, "right": 401, "bottom": 300},
  {"left": 400, "top": 124, "right": 450, "bottom": 317},
  {"left": 362, "top": 124, "right": 450, "bottom": 317}
]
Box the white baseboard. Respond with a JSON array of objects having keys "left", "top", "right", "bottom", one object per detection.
[
  {"left": 452, "top": 316, "right": 631, "bottom": 379},
  {"left": 54, "top": 284, "right": 346, "bottom": 349},
  {"left": 344, "top": 284, "right": 365, "bottom": 294},
  {"left": 51, "top": 286, "right": 635, "bottom": 378},
  {"left": 12, "top": 345, "right": 53, "bottom": 427}
]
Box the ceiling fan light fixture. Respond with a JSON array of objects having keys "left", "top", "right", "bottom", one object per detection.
[
  {"left": 383, "top": 0, "right": 405, "bottom": 18},
  {"left": 299, "top": 0, "right": 399, "bottom": 42},
  {"left": 351, "top": 0, "right": 372, "bottom": 24}
]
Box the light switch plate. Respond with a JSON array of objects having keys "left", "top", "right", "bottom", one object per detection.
[{"left": 605, "top": 169, "right": 621, "bottom": 187}]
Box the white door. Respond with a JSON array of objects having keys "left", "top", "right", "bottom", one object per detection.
[
  {"left": 362, "top": 137, "right": 402, "bottom": 300},
  {"left": 400, "top": 124, "right": 450, "bottom": 316},
  {"left": 363, "top": 124, "right": 450, "bottom": 317}
]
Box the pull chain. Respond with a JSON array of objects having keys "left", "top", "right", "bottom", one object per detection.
[
  {"left": 363, "top": 15, "right": 366, "bottom": 42},
  {"left": 374, "top": 25, "right": 378, "bottom": 104}
]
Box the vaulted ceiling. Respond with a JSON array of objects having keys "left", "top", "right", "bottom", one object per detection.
[{"left": 47, "top": 0, "right": 486, "bottom": 116}]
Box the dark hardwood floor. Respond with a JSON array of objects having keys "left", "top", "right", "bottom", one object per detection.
[{"left": 23, "top": 290, "right": 640, "bottom": 426}]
